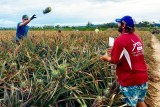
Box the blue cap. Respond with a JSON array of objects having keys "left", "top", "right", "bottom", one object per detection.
[
  {"left": 115, "top": 16, "right": 134, "bottom": 28},
  {"left": 22, "top": 15, "right": 29, "bottom": 19}
]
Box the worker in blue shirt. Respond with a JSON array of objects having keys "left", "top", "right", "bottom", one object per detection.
[{"left": 14, "top": 14, "right": 36, "bottom": 56}]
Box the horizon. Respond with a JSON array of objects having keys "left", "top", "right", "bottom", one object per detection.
[{"left": 0, "top": 21, "right": 160, "bottom": 29}]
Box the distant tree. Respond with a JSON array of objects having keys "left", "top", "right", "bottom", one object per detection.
[
  {"left": 55, "top": 25, "right": 61, "bottom": 29},
  {"left": 43, "top": 25, "right": 54, "bottom": 30},
  {"left": 136, "top": 21, "right": 154, "bottom": 28},
  {"left": 86, "top": 21, "right": 94, "bottom": 27}
]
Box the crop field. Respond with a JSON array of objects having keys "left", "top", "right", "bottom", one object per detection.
[{"left": 0, "top": 30, "right": 156, "bottom": 106}]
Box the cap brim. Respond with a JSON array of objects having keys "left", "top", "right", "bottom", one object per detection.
[{"left": 115, "top": 19, "right": 121, "bottom": 23}]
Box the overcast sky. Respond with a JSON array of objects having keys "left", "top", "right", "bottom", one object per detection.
[{"left": 0, "top": 0, "right": 160, "bottom": 27}]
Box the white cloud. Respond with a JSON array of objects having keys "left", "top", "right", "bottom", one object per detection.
[
  {"left": 0, "top": 19, "right": 16, "bottom": 27},
  {"left": 0, "top": 0, "right": 53, "bottom": 14},
  {"left": 0, "top": 0, "right": 160, "bottom": 27}
]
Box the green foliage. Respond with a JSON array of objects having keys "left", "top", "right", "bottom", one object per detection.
[
  {"left": 0, "top": 30, "right": 154, "bottom": 106},
  {"left": 1, "top": 21, "right": 159, "bottom": 31}
]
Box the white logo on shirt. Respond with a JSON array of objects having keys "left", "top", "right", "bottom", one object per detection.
[{"left": 131, "top": 40, "right": 142, "bottom": 52}]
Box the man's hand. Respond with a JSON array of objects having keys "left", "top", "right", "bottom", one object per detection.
[
  {"left": 30, "top": 14, "right": 37, "bottom": 20},
  {"left": 100, "top": 55, "right": 107, "bottom": 61},
  {"left": 100, "top": 52, "right": 111, "bottom": 62}
]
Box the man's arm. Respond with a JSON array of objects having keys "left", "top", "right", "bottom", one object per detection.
[
  {"left": 19, "top": 14, "right": 37, "bottom": 27},
  {"left": 100, "top": 52, "right": 111, "bottom": 62},
  {"left": 19, "top": 19, "right": 31, "bottom": 26}
]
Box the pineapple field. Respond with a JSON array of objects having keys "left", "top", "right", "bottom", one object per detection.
[{"left": 0, "top": 30, "right": 158, "bottom": 107}]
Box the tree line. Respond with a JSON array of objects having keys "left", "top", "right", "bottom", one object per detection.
[{"left": 0, "top": 21, "right": 159, "bottom": 31}]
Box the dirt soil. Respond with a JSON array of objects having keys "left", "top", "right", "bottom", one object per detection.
[{"left": 147, "top": 35, "right": 160, "bottom": 107}]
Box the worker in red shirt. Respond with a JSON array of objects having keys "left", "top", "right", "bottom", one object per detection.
[{"left": 101, "top": 16, "right": 148, "bottom": 107}]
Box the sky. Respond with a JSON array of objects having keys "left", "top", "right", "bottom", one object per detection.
[{"left": 0, "top": 0, "right": 160, "bottom": 27}]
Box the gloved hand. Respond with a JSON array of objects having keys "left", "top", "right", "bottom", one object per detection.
[{"left": 30, "top": 14, "right": 37, "bottom": 20}]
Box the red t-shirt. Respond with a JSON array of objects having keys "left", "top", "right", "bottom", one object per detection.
[{"left": 111, "top": 33, "right": 148, "bottom": 87}]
